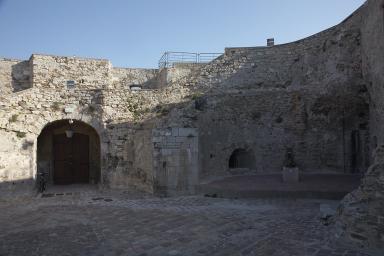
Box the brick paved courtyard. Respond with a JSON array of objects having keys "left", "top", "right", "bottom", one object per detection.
[{"left": 0, "top": 192, "right": 380, "bottom": 256}]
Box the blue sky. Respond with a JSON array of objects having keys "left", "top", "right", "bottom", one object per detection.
[{"left": 0, "top": 0, "right": 365, "bottom": 68}]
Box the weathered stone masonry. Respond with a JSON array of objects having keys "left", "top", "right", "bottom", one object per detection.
[
  {"left": 337, "top": 0, "right": 384, "bottom": 249},
  {"left": 0, "top": 0, "right": 383, "bottom": 248},
  {"left": 0, "top": 54, "right": 194, "bottom": 195}
]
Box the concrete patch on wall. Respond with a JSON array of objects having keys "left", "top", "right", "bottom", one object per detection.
[{"left": 152, "top": 128, "right": 198, "bottom": 196}]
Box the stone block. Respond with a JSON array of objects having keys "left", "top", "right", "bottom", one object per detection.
[
  {"left": 166, "top": 137, "right": 176, "bottom": 143},
  {"left": 172, "top": 127, "right": 179, "bottom": 136},
  {"left": 165, "top": 142, "right": 181, "bottom": 149},
  {"left": 175, "top": 137, "right": 187, "bottom": 143},
  {"left": 320, "top": 204, "right": 336, "bottom": 219},
  {"left": 161, "top": 149, "right": 172, "bottom": 156},
  {"left": 178, "top": 128, "right": 197, "bottom": 137},
  {"left": 152, "top": 136, "right": 162, "bottom": 143}
]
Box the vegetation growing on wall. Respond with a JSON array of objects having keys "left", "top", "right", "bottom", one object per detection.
[{"left": 9, "top": 114, "right": 18, "bottom": 123}]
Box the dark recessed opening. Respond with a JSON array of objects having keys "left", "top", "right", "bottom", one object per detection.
[{"left": 229, "top": 148, "right": 255, "bottom": 169}]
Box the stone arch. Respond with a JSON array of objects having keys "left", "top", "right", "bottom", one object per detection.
[
  {"left": 228, "top": 148, "right": 255, "bottom": 169},
  {"left": 36, "top": 119, "right": 102, "bottom": 186}
]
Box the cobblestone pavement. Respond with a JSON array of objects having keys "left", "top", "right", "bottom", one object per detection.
[{"left": 0, "top": 192, "right": 381, "bottom": 256}]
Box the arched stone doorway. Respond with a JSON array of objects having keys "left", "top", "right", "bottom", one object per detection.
[
  {"left": 37, "top": 119, "right": 101, "bottom": 185},
  {"left": 228, "top": 148, "right": 255, "bottom": 169}
]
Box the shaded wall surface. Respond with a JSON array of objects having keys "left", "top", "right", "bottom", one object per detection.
[
  {"left": 0, "top": 1, "right": 378, "bottom": 203},
  {"left": 174, "top": 7, "right": 370, "bottom": 180},
  {"left": 337, "top": 0, "right": 384, "bottom": 249}
]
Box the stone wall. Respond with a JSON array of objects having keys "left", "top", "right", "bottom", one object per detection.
[
  {"left": 0, "top": 58, "right": 31, "bottom": 95},
  {"left": 31, "top": 54, "right": 111, "bottom": 90},
  {"left": 0, "top": 129, "right": 34, "bottom": 197},
  {"left": 157, "top": 63, "right": 204, "bottom": 88},
  {"left": 337, "top": 0, "right": 384, "bottom": 248},
  {"left": 195, "top": 89, "right": 368, "bottom": 179},
  {"left": 111, "top": 67, "right": 158, "bottom": 89},
  {"left": 162, "top": 6, "right": 369, "bottom": 180},
  {"left": 185, "top": 12, "right": 363, "bottom": 92},
  {"left": 0, "top": 0, "right": 379, "bottom": 213},
  {"left": 0, "top": 53, "right": 195, "bottom": 195}
]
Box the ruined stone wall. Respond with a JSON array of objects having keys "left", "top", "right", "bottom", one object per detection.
[
  {"left": 162, "top": 7, "right": 369, "bottom": 180},
  {"left": 31, "top": 55, "right": 111, "bottom": 90},
  {"left": 195, "top": 90, "right": 368, "bottom": 179},
  {"left": 0, "top": 87, "right": 105, "bottom": 193},
  {"left": 337, "top": 0, "right": 384, "bottom": 248},
  {"left": 363, "top": 0, "right": 384, "bottom": 145},
  {"left": 0, "top": 58, "right": 31, "bottom": 95},
  {"left": 159, "top": 63, "right": 204, "bottom": 87},
  {"left": 0, "top": 1, "right": 376, "bottom": 200},
  {"left": 0, "top": 53, "right": 196, "bottom": 195},
  {"left": 111, "top": 67, "right": 158, "bottom": 89},
  {"left": 187, "top": 15, "right": 362, "bottom": 92}
]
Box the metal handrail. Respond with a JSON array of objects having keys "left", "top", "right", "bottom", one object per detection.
[{"left": 159, "top": 52, "right": 222, "bottom": 68}]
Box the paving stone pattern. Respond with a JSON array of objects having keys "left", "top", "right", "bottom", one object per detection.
[{"left": 0, "top": 193, "right": 380, "bottom": 256}]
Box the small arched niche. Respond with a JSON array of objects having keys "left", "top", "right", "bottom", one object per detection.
[
  {"left": 228, "top": 148, "right": 255, "bottom": 169},
  {"left": 37, "top": 119, "right": 101, "bottom": 185}
]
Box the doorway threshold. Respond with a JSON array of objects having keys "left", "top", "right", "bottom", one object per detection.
[{"left": 40, "top": 184, "right": 99, "bottom": 198}]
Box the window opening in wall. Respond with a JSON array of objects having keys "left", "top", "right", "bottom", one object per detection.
[
  {"left": 66, "top": 80, "right": 76, "bottom": 89},
  {"left": 130, "top": 84, "right": 142, "bottom": 91}
]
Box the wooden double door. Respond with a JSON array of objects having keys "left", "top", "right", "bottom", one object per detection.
[{"left": 53, "top": 133, "right": 90, "bottom": 184}]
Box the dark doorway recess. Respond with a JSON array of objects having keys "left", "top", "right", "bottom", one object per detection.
[
  {"left": 229, "top": 148, "right": 255, "bottom": 169},
  {"left": 37, "top": 119, "right": 101, "bottom": 186}
]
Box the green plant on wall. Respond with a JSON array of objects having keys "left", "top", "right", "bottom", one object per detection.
[
  {"left": 9, "top": 114, "right": 18, "bottom": 123},
  {"left": 126, "top": 96, "right": 144, "bottom": 121},
  {"left": 51, "top": 102, "right": 61, "bottom": 111},
  {"left": 190, "top": 92, "right": 203, "bottom": 100},
  {"left": 87, "top": 104, "right": 97, "bottom": 113},
  {"left": 156, "top": 106, "right": 169, "bottom": 116},
  {"left": 127, "top": 101, "right": 139, "bottom": 113},
  {"left": 16, "top": 131, "right": 26, "bottom": 138}
]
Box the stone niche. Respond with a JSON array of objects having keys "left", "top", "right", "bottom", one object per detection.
[{"left": 228, "top": 148, "right": 256, "bottom": 175}]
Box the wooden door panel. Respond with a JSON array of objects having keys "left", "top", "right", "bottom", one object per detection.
[
  {"left": 53, "top": 134, "right": 73, "bottom": 184},
  {"left": 73, "top": 133, "right": 89, "bottom": 183},
  {"left": 53, "top": 133, "right": 90, "bottom": 184},
  {"left": 54, "top": 161, "right": 73, "bottom": 184}
]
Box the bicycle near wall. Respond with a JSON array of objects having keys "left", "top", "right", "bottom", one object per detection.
[{"left": 37, "top": 170, "right": 47, "bottom": 193}]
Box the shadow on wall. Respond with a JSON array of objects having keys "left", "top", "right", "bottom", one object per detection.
[
  {"left": 11, "top": 61, "right": 31, "bottom": 92},
  {"left": 0, "top": 2, "right": 371, "bottom": 196},
  {"left": 0, "top": 178, "right": 36, "bottom": 200}
]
